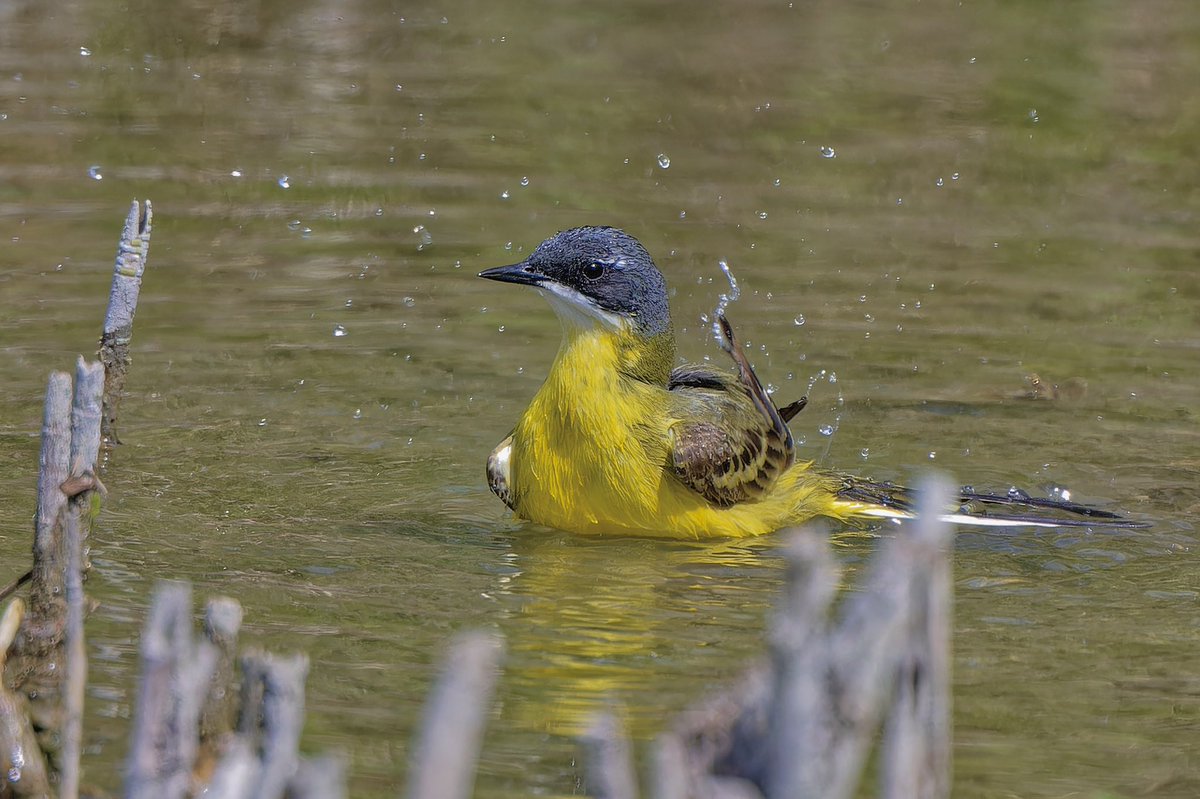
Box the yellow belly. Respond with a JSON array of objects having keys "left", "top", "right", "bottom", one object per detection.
[{"left": 505, "top": 332, "right": 845, "bottom": 539}]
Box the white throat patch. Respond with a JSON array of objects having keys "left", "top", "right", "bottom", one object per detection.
[{"left": 536, "top": 282, "right": 627, "bottom": 332}]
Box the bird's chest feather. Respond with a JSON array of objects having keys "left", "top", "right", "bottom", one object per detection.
[{"left": 510, "top": 331, "right": 668, "bottom": 528}]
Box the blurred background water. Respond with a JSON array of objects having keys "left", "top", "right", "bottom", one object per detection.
[{"left": 1, "top": 0, "right": 1197, "bottom": 796}]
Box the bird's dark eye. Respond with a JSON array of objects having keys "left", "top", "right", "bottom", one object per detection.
[{"left": 582, "top": 262, "right": 605, "bottom": 281}]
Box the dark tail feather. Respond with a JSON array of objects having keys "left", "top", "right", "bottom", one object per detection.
[{"left": 837, "top": 477, "right": 1149, "bottom": 530}]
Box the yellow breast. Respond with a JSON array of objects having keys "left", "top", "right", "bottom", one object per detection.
[
  {"left": 504, "top": 328, "right": 845, "bottom": 538},
  {"left": 510, "top": 328, "right": 668, "bottom": 532}
]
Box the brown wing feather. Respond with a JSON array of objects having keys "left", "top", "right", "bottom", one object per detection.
[{"left": 667, "top": 314, "right": 796, "bottom": 507}]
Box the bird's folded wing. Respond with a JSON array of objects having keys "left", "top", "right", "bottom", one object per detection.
[{"left": 667, "top": 365, "right": 793, "bottom": 507}]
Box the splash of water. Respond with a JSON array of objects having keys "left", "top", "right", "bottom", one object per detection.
[{"left": 711, "top": 259, "right": 740, "bottom": 346}]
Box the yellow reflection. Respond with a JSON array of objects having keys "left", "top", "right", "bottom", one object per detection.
[{"left": 492, "top": 525, "right": 876, "bottom": 738}]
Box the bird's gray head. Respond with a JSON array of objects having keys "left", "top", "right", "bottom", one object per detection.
[{"left": 479, "top": 226, "right": 672, "bottom": 336}]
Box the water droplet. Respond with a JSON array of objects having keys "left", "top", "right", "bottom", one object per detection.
[
  {"left": 860, "top": 447, "right": 870, "bottom": 459},
  {"left": 87, "top": 165, "right": 103, "bottom": 181},
  {"left": 352, "top": 408, "right": 363, "bottom": 419},
  {"left": 793, "top": 314, "right": 805, "bottom": 326},
  {"left": 344, "top": 299, "right": 353, "bottom": 308},
  {"left": 818, "top": 146, "right": 837, "bottom": 159},
  {"left": 277, "top": 175, "right": 290, "bottom": 189},
  {"left": 230, "top": 169, "right": 242, "bottom": 177},
  {"left": 864, "top": 313, "right": 874, "bottom": 322},
  {"left": 951, "top": 172, "right": 960, "bottom": 181},
  {"left": 858, "top": 295, "right": 867, "bottom": 303},
  {"left": 332, "top": 324, "right": 347, "bottom": 337},
  {"left": 413, "top": 225, "right": 432, "bottom": 249},
  {"left": 818, "top": 424, "right": 835, "bottom": 437},
  {"left": 935, "top": 177, "right": 944, "bottom": 187},
  {"left": 79, "top": 46, "right": 91, "bottom": 57},
  {"left": 9, "top": 766, "right": 21, "bottom": 782},
  {"left": 498, "top": 325, "right": 505, "bottom": 332},
  {"left": 1028, "top": 108, "right": 1039, "bottom": 123},
  {"left": 519, "top": 176, "right": 530, "bottom": 187},
  {"left": 679, "top": 210, "right": 687, "bottom": 219},
  {"left": 499, "top": 189, "right": 510, "bottom": 200},
  {"left": 403, "top": 296, "right": 416, "bottom": 307},
  {"left": 657, "top": 153, "right": 671, "bottom": 169},
  {"left": 896, "top": 197, "right": 904, "bottom": 205},
  {"left": 828, "top": 371, "right": 838, "bottom": 384},
  {"left": 928, "top": 451, "right": 937, "bottom": 460},
  {"left": 773, "top": 178, "right": 782, "bottom": 187},
  {"left": 756, "top": 210, "right": 768, "bottom": 220},
  {"left": 258, "top": 418, "right": 268, "bottom": 427}
]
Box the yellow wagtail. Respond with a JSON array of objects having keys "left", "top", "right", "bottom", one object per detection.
[{"left": 480, "top": 227, "right": 1144, "bottom": 538}]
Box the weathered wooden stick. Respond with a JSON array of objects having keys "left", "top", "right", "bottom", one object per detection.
[
  {"left": 30, "top": 372, "right": 73, "bottom": 623},
  {"left": 3, "top": 372, "right": 75, "bottom": 771},
  {"left": 405, "top": 631, "right": 505, "bottom": 799},
  {"left": 125, "top": 580, "right": 197, "bottom": 799},
  {"left": 237, "top": 650, "right": 269, "bottom": 739},
  {"left": 200, "top": 597, "right": 244, "bottom": 750},
  {"left": 60, "top": 357, "right": 106, "bottom": 799},
  {"left": 100, "top": 198, "right": 152, "bottom": 447},
  {"left": 0, "top": 598, "right": 52, "bottom": 798},
  {"left": 252, "top": 653, "right": 310, "bottom": 799},
  {"left": 581, "top": 706, "right": 639, "bottom": 799},
  {"left": 201, "top": 738, "right": 260, "bottom": 799},
  {"left": 60, "top": 510, "right": 87, "bottom": 799},
  {"left": 288, "top": 753, "right": 348, "bottom": 799},
  {"left": 652, "top": 732, "right": 689, "bottom": 799},
  {"left": 880, "top": 477, "right": 953, "bottom": 799},
  {"left": 68, "top": 357, "right": 106, "bottom": 492},
  {"left": 764, "top": 530, "right": 841, "bottom": 798},
  {"left": 763, "top": 482, "right": 955, "bottom": 799}
]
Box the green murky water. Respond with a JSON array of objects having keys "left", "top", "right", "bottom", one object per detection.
[{"left": 1, "top": 1, "right": 1197, "bottom": 796}]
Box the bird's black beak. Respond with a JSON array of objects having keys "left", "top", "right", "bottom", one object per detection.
[{"left": 479, "top": 261, "right": 545, "bottom": 287}]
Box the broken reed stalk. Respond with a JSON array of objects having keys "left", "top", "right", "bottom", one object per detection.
[
  {"left": 199, "top": 597, "right": 244, "bottom": 755},
  {"left": 581, "top": 707, "right": 638, "bottom": 799},
  {"left": 100, "top": 198, "right": 153, "bottom": 447},
  {"left": 638, "top": 477, "right": 955, "bottom": 799},
  {"left": 61, "top": 357, "right": 106, "bottom": 799},
  {"left": 121, "top": 584, "right": 346, "bottom": 799},
  {"left": 405, "top": 631, "right": 506, "bottom": 799},
  {"left": 0, "top": 597, "right": 52, "bottom": 797},
  {"left": 880, "top": 479, "right": 953, "bottom": 799},
  {"left": 767, "top": 476, "right": 954, "bottom": 799},
  {"left": 1, "top": 360, "right": 105, "bottom": 796},
  {"left": 125, "top": 581, "right": 215, "bottom": 799},
  {"left": 249, "top": 652, "right": 310, "bottom": 799}
]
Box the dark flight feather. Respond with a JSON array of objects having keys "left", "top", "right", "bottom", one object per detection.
[{"left": 666, "top": 314, "right": 798, "bottom": 507}]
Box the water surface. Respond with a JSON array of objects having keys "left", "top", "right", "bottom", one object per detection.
[{"left": 1, "top": 1, "right": 1197, "bottom": 797}]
